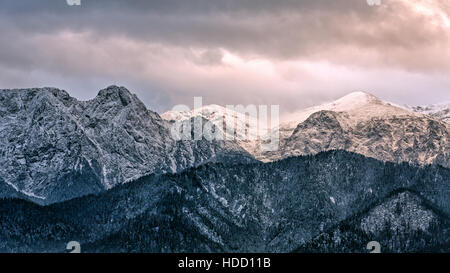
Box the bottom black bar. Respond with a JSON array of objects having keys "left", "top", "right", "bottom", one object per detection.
[{"left": 0, "top": 253, "right": 447, "bottom": 272}]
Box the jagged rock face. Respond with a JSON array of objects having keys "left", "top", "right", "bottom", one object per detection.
[
  {"left": 280, "top": 110, "right": 450, "bottom": 168},
  {"left": 0, "top": 88, "right": 106, "bottom": 203},
  {"left": 0, "top": 86, "right": 253, "bottom": 204}
]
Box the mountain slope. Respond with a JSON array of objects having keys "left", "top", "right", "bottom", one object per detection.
[
  {"left": 280, "top": 92, "right": 390, "bottom": 137},
  {"left": 407, "top": 103, "right": 450, "bottom": 124},
  {"left": 295, "top": 190, "right": 450, "bottom": 253},
  {"left": 265, "top": 92, "right": 450, "bottom": 167},
  {"left": 0, "top": 86, "right": 253, "bottom": 204},
  {"left": 162, "top": 92, "right": 449, "bottom": 167},
  {"left": 280, "top": 110, "right": 449, "bottom": 167},
  {"left": 163, "top": 104, "right": 262, "bottom": 156},
  {"left": 1, "top": 150, "right": 449, "bottom": 253}
]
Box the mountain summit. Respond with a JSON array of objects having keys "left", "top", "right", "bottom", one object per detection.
[
  {"left": 275, "top": 92, "right": 449, "bottom": 167},
  {"left": 280, "top": 91, "right": 418, "bottom": 135}
]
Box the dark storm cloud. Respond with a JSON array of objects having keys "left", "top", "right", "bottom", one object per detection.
[
  {"left": 2, "top": 0, "right": 370, "bottom": 15},
  {"left": 2, "top": 0, "right": 371, "bottom": 45},
  {"left": 0, "top": 0, "right": 449, "bottom": 110},
  {"left": 1, "top": 0, "right": 449, "bottom": 69}
]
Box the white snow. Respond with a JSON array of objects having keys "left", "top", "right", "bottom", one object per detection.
[
  {"left": 162, "top": 104, "right": 263, "bottom": 154},
  {"left": 405, "top": 102, "right": 450, "bottom": 123},
  {"left": 161, "top": 91, "right": 441, "bottom": 164},
  {"left": 3, "top": 180, "right": 45, "bottom": 200},
  {"left": 361, "top": 192, "right": 435, "bottom": 234},
  {"left": 330, "top": 197, "right": 336, "bottom": 204},
  {"left": 163, "top": 104, "right": 260, "bottom": 140},
  {"left": 162, "top": 93, "right": 392, "bottom": 157},
  {"left": 279, "top": 91, "right": 423, "bottom": 135},
  {"left": 21, "top": 190, "right": 46, "bottom": 200}
]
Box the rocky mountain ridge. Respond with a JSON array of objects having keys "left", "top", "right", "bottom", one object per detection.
[
  {"left": 163, "top": 92, "right": 449, "bottom": 167},
  {"left": 0, "top": 86, "right": 253, "bottom": 204}
]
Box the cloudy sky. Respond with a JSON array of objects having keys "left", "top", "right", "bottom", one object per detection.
[{"left": 1, "top": 0, "right": 449, "bottom": 114}]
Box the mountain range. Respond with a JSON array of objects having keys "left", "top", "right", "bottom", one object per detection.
[
  {"left": 0, "top": 86, "right": 252, "bottom": 204},
  {"left": 0, "top": 86, "right": 449, "bottom": 253},
  {"left": 163, "top": 91, "right": 449, "bottom": 167}
]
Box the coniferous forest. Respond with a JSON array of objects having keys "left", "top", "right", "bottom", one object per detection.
[{"left": 1, "top": 150, "right": 449, "bottom": 253}]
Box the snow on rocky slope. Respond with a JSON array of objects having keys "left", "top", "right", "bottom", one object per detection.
[
  {"left": 275, "top": 92, "right": 449, "bottom": 167},
  {"left": 295, "top": 190, "right": 450, "bottom": 253},
  {"left": 163, "top": 104, "right": 263, "bottom": 156},
  {"left": 0, "top": 86, "right": 253, "bottom": 204},
  {"left": 407, "top": 102, "right": 450, "bottom": 124},
  {"left": 163, "top": 92, "right": 449, "bottom": 167},
  {"left": 280, "top": 92, "right": 409, "bottom": 136},
  {"left": 4, "top": 86, "right": 445, "bottom": 204}
]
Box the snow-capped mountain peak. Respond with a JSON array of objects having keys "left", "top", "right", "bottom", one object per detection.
[
  {"left": 277, "top": 92, "right": 449, "bottom": 167},
  {"left": 329, "top": 91, "right": 381, "bottom": 107},
  {"left": 163, "top": 104, "right": 257, "bottom": 123},
  {"left": 280, "top": 91, "right": 421, "bottom": 135},
  {"left": 161, "top": 91, "right": 448, "bottom": 167},
  {"left": 162, "top": 103, "right": 260, "bottom": 145},
  {"left": 163, "top": 103, "right": 276, "bottom": 158}
]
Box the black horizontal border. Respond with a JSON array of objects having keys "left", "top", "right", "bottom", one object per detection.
[{"left": 0, "top": 253, "right": 447, "bottom": 272}]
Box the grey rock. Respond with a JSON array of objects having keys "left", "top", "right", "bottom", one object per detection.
[
  {"left": 0, "top": 86, "right": 253, "bottom": 204},
  {"left": 280, "top": 110, "right": 449, "bottom": 168}
]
